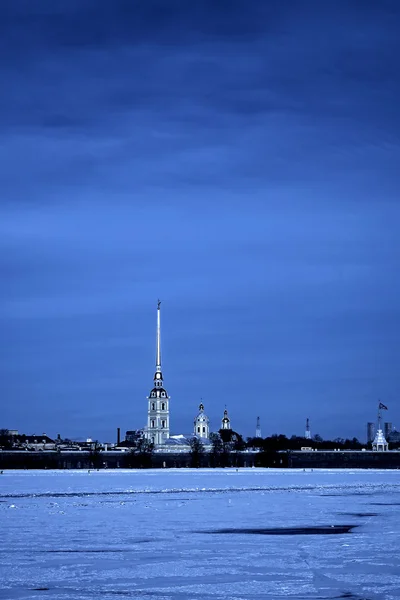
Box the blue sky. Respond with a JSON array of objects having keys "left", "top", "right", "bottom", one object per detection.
[{"left": 1, "top": 0, "right": 399, "bottom": 442}]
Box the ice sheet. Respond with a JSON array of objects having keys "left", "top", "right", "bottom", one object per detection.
[{"left": 1, "top": 468, "right": 400, "bottom": 599}]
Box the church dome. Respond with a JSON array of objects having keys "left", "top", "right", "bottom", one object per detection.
[{"left": 195, "top": 403, "right": 208, "bottom": 420}]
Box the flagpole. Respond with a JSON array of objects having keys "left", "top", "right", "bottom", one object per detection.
[{"left": 377, "top": 401, "right": 381, "bottom": 431}]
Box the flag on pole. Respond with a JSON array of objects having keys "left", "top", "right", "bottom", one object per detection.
[{"left": 379, "top": 402, "right": 388, "bottom": 410}]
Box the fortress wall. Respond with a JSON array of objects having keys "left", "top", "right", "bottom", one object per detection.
[{"left": 1, "top": 450, "right": 399, "bottom": 469}]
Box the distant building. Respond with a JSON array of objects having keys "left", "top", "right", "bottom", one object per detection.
[
  {"left": 140, "top": 302, "right": 215, "bottom": 451},
  {"left": 372, "top": 405, "right": 388, "bottom": 452},
  {"left": 194, "top": 403, "right": 210, "bottom": 439},
  {"left": 367, "top": 422, "right": 375, "bottom": 443},
  {"left": 16, "top": 434, "right": 56, "bottom": 451},
  {"left": 384, "top": 422, "right": 393, "bottom": 439},
  {"left": 388, "top": 429, "right": 400, "bottom": 447},
  {"left": 255, "top": 416, "right": 261, "bottom": 438},
  {"left": 221, "top": 408, "right": 231, "bottom": 430},
  {"left": 305, "top": 418, "right": 311, "bottom": 440},
  {"left": 137, "top": 302, "right": 237, "bottom": 449},
  {"left": 372, "top": 429, "right": 388, "bottom": 452}
]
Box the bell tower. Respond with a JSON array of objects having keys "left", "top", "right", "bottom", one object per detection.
[
  {"left": 146, "top": 301, "right": 170, "bottom": 446},
  {"left": 194, "top": 402, "right": 210, "bottom": 439},
  {"left": 221, "top": 408, "right": 231, "bottom": 430}
]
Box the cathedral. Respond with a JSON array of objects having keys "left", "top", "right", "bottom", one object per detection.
[
  {"left": 143, "top": 302, "right": 231, "bottom": 450},
  {"left": 144, "top": 300, "right": 170, "bottom": 446}
]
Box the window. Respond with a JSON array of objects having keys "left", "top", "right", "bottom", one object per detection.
[
  {"left": 203, "top": 427, "right": 206, "bottom": 433},
  {"left": 151, "top": 420, "right": 155, "bottom": 428},
  {"left": 161, "top": 392, "right": 165, "bottom": 397},
  {"left": 162, "top": 420, "right": 166, "bottom": 428},
  {"left": 151, "top": 403, "right": 155, "bottom": 410},
  {"left": 161, "top": 403, "right": 165, "bottom": 410},
  {"left": 197, "top": 426, "right": 200, "bottom": 433}
]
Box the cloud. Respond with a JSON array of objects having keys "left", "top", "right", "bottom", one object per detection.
[{"left": 1, "top": 0, "right": 400, "bottom": 440}]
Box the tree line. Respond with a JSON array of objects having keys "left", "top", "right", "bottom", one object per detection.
[{"left": 0, "top": 427, "right": 368, "bottom": 471}]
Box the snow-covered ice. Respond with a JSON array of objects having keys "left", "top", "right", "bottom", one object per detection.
[{"left": 1, "top": 468, "right": 400, "bottom": 599}]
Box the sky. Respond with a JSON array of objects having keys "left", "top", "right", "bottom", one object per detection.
[{"left": 1, "top": 0, "right": 399, "bottom": 443}]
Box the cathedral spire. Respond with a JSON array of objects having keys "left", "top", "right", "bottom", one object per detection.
[
  {"left": 156, "top": 300, "right": 162, "bottom": 375},
  {"left": 146, "top": 301, "right": 170, "bottom": 446}
]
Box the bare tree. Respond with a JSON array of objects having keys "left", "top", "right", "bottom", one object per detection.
[
  {"left": 0, "top": 429, "right": 13, "bottom": 450},
  {"left": 88, "top": 440, "right": 103, "bottom": 468},
  {"left": 126, "top": 437, "right": 154, "bottom": 468},
  {"left": 210, "top": 432, "right": 224, "bottom": 467},
  {"left": 189, "top": 437, "right": 204, "bottom": 468}
]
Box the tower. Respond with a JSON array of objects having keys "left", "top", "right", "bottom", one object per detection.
[
  {"left": 221, "top": 408, "right": 231, "bottom": 430},
  {"left": 255, "top": 416, "right": 261, "bottom": 438},
  {"left": 145, "top": 301, "right": 170, "bottom": 446},
  {"left": 372, "top": 402, "right": 388, "bottom": 452},
  {"left": 367, "top": 422, "right": 375, "bottom": 443},
  {"left": 305, "top": 418, "right": 311, "bottom": 440},
  {"left": 384, "top": 422, "right": 392, "bottom": 439},
  {"left": 194, "top": 402, "right": 210, "bottom": 439}
]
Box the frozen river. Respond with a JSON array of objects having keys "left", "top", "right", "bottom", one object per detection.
[{"left": 1, "top": 468, "right": 400, "bottom": 599}]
